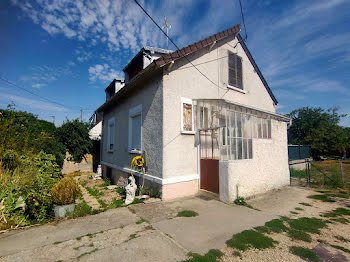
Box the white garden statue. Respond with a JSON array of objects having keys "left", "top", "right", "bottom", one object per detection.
[{"left": 125, "top": 176, "right": 137, "bottom": 205}]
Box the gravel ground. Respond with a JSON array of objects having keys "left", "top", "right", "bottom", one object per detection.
[{"left": 220, "top": 189, "right": 350, "bottom": 262}]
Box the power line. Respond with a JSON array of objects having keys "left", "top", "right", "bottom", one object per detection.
[
  {"left": 238, "top": 0, "right": 248, "bottom": 41},
  {"left": 133, "top": 0, "right": 227, "bottom": 92},
  {"left": 0, "top": 76, "right": 96, "bottom": 111}
]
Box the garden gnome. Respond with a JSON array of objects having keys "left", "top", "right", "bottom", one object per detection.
[{"left": 125, "top": 176, "right": 137, "bottom": 205}]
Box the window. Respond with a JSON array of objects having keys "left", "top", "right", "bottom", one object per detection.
[
  {"left": 128, "top": 105, "right": 142, "bottom": 153},
  {"left": 181, "top": 98, "right": 194, "bottom": 134},
  {"left": 107, "top": 118, "right": 115, "bottom": 152},
  {"left": 228, "top": 52, "right": 243, "bottom": 90}
]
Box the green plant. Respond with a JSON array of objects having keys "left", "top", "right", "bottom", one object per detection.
[
  {"left": 177, "top": 210, "right": 198, "bottom": 217},
  {"left": 234, "top": 197, "right": 247, "bottom": 206},
  {"left": 183, "top": 249, "right": 224, "bottom": 262},
  {"left": 51, "top": 177, "right": 81, "bottom": 205},
  {"left": 288, "top": 217, "right": 327, "bottom": 234},
  {"left": 232, "top": 251, "right": 242, "bottom": 259},
  {"left": 321, "top": 208, "right": 350, "bottom": 218},
  {"left": 226, "top": 230, "right": 278, "bottom": 251},
  {"left": 330, "top": 245, "right": 350, "bottom": 254},
  {"left": 287, "top": 229, "right": 312, "bottom": 242},
  {"left": 295, "top": 207, "right": 303, "bottom": 211},
  {"left": 307, "top": 194, "right": 335, "bottom": 202},
  {"left": 289, "top": 246, "right": 319, "bottom": 261},
  {"left": 299, "top": 202, "right": 312, "bottom": 206},
  {"left": 264, "top": 219, "right": 289, "bottom": 233},
  {"left": 136, "top": 218, "right": 146, "bottom": 224},
  {"left": 85, "top": 186, "right": 104, "bottom": 198}
]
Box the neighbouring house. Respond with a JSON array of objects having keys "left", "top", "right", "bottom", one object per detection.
[{"left": 95, "top": 24, "right": 290, "bottom": 203}]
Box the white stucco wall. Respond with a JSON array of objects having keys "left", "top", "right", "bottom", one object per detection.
[
  {"left": 89, "top": 121, "right": 102, "bottom": 140},
  {"left": 162, "top": 35, "right": 277, "bottom": 180},
  {"left": 219, "top": 120, "right": 290, "bottom": 203}
]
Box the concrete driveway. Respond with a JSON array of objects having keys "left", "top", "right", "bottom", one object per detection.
[{"left": 0, "top": 186, "right": 310, "bottom": 262}]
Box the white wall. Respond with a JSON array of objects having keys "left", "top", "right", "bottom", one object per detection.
[
  {"left": 162, "top": 35, "right": 277, "bottom": 180},
  {"left": 219, "top": 120, "right": 290, "bottom": 203}
]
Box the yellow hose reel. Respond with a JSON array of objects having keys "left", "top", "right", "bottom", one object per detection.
[{"left": 130, "top": 155, "right": 144, "bottom": 178}]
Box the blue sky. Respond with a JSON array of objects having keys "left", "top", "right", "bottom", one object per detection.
[{"left": 1, "top": 0, "right": 349, "bottom": 126}]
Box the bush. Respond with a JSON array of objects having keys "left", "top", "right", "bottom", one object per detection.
[{"left": 51, "top": 177, "right": 81, "bottom": 205}]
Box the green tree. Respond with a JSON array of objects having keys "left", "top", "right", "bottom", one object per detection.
[
  {"left": 287, "top": 107, "right": 347, "bottom": 156},
  {"left": 55, "top": 119, "right": 92, "bottom": 162}
]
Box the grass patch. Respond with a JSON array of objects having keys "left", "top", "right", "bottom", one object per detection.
[
  {"left": 232, "top": 251, "right": 242, "bottom": 259},
  {"left": 290, "top": 246, "right": 319, "bottom": 261},
  {"left": 85, "top": 186, "right": 104, "bottom": 198},
  {"left": 295, "top": 207, "right": 304, "bottom": 211},
  {"left": 53, "top": 241, "right": 63, "bottom": 245},
  {"left": 177, "top": 210, "right": 199, "bottom": 217},
  {"left": 288, "top": 217, "right": 327, "bottom": 234},
  {"left": 321, "top": 208, "right": 350, "bottom": 218},
  {"left": 330, "top": 217, "right": 350, "bottom": 224},
  {"left": 330, "top": 245, "right": 350, "bottom": 254},
  {"left": 307, "top": 194, "right": 335, "bottom": 202},
  {"left": 280, "top": 216, "right": 292, "bottom": 222},
  {"left": 335, "top": 235, "right": 350, "bottom": 242},
  {"left": 287, "top": 229, "right": 312, "bottom": 242},
  {"left": 290, "top": 168, "right": 306, "bottom": 178},
  {"left": 136, "top": 218, "right": 146, "bottom": 224},
  {"left": 226, "top": 230, "right": 278, "bottom": 251},
  {"left": 97, "top": 199, "right": 107, "bottom": 209},
  {"left": 129, "top": 233, "right": 137, "bottom": 240},
  {"left": 290, "top": 211, "right": 299, "bottom": 215},
  {"left": 317, "top": 239, "right": 327, "bottom": 244},
  {"left": 77, "top": 248, "right": 98, "bottom": 259},
  {"left": 67, "top": 201, "right": 100, "bottom": 218},
  {"left": 264, "top": 219, "right": 289, "bottom": 233},
  {"left": 254, "top": 226, "right": 270, "bottom": 234},
  {"left": 183, "top": 249, "right": 224, "bottom": 262},
  {"left": 99, "top": 178, "right": 111, "bottom": 187},
  {"left": 299, "top": 202, "right": 312, "bottom": 206}
]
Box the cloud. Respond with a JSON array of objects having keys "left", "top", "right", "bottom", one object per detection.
[
  {"left": 0, "top": 93, "right": 67, "bottom": 112},
  {"left": 31, "top": 83, "right": 46, "bottom": 89},
  {"left": 88, "top": 64, "right": 122, "bottom": 82}
]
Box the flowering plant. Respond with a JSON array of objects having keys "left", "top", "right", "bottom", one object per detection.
[{"left": 234, "top": 197, "right": 247, "bottom": 206}]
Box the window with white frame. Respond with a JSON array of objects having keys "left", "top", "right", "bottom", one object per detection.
[
  {"left": 128, "top": 105, "right": 142, "bottom": 153},
  {"left": 181, "top": 98, "right": 194, "bottom": 134},
  {"left": 107, "top": 118, "right": 115, "bottom": 152}
]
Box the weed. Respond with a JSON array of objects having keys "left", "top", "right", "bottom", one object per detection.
[
  {"left": 136, "top": 218, "right": 146, "bottom": 224},
  {"left": 85, "top": 186, "right": 104, "bottom": 198},
  {"left": 321, "top": 208, "right": 350, "bottom": 218},
  {"left": 107, "top": 198, "right": 124, "bottom": 209},
  {"left": 290, "top": 168, "right": 306, "bottom": 178},
  {"left": 53, "top": 241, "right": 63, "bottom": 245},
  {"left": 335, "top": 235, "right": 349, "bottom": 242},
  {"left": 97, "top": 199, "right": 107, "bottom": 209},
  {"left": 226, "top": 230, "right": 278, "bottom": 251},
  {"left": 280, "top": 216, "right": 292, "bottom": 222},
  {"left": 128, "top": 207, "right": 136, "bottom": 214},
  {"left": 183, "top": 249, "right": 224, "bottom": 262},
  {"left": 287, "top": 229, "right": 312, "bottom": 242},
  {"left": 307, "top": 195, "right": 335, "bottom": 202},
  {"left": 264, "top": 219, "right": 288, "bottom": 233},
  {"left": 76, "top": 236, "right": 82, "bottom": 241},
  {"left": 232, "top": 251, "right": 242, "bottom": 259},
  {"left": 330, "top": 217, "right": 349, "bottom": 224},
  {"left": 288, "top": 217, "right": 327, "bottom": 234},
  {"left": 99, "top": 178, "right": 111, "bottom": 187},
  {"left": 77, "top": 248, "right": 98, "bottom": 259},
  {"left": 299, "top": 202, "right": 312, "bottom": 206},
  {"left": 295, "top": 207, "right": 304, "bottom": 211},
  {"left": 116, "top": 187, "right": 126, "bottom": 195},
  {"left": 177, "top": 210, "right": 199, "bottom": 217},
  {"left": 254, "top": 226, "right": 270, "bottom": 234},
  {"left": 290, "top": 211, "right": 299, "bottom": 215},
  {"left": 290, "top": 246, "right": 319, "bottom": 261},
  {"left": 330, "top": 245, "right": 350, "bottom": 254},
  {"left": 86, "top": 233, "right": 94, "bottom": 238},
  {"left": 317, "top": 239, "right": 327, "bottom": 244},
  {"left": 145, "top": 225, "right": 154, "bottom": 230},
  {"left": 129, "top": 233, "right": 137, "bottom": 240},
  {"left": 67, "top": 201, "right": 100, "bottom": 218}
]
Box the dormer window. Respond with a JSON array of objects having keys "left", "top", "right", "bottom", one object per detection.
[{"left": 228, "top": 52, "right": 243, "bottom": 90}]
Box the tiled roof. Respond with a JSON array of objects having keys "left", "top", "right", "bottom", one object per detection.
[{"left": 155, "top": 24, "right": 241, "bottom": 67}]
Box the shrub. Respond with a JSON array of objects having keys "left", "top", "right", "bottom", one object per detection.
[{"left": 51, "top": 177, "right": 81, "bottom": 205}]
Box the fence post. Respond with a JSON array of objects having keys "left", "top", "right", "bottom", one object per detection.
[{"left": 340, "top": 161, "right": 344, "bottom": 185}]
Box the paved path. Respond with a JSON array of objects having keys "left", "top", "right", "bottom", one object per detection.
[{"left": 0, "top": 186, "right": 311, "bottom": 261}]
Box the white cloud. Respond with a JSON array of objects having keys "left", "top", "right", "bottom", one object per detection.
[
  {"left": 88, "top": 64, "right": 122, "bottom": 82},
  {"left": 0, "top": 93, "right": 67, "bottom": 112},
  {"left": 32, "top": 83, "right": 46, "bottom": 89}
]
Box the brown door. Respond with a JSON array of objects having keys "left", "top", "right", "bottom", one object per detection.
[{"left": 199, "top": 129, "right": 219, "bottom": 194}]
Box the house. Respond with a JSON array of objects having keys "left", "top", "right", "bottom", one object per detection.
[{"left": 96, "top": 24, "right": 290, "bottom": 203}]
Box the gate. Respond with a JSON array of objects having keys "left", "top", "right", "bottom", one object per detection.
[{"left": 199, "top": 128, "right": 220, "bottom": 193}]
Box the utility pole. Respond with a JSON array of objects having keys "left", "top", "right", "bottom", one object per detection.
[
  {"left": 80, "top": 108, "right": 83, "bottom": 122},
  {"left": 162, "top": 16, "right": 171, "bottom": 50}
]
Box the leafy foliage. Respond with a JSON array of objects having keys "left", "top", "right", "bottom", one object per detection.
[
  {"left": 287, "top": 107, "right": 348, "bottom": 157},
  {"left": 55, "top": 119, "right": 92, "bottom": 163}
]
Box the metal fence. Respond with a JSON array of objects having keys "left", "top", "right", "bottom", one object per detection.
[{"left": 288, "top": 145, "right": 312, "bottom": 161}]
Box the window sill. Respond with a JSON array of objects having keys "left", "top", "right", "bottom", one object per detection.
[
  {"left": 181, "top": 131, "right": 195, "bottom": 135},
  {"left": 129, "top": 149, "right": 142, "bottom": 154},
  {"left": 227, "top": 85, "right": 246, "bottom": 94}
]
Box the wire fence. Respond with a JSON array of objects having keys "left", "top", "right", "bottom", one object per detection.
[{"left": 289, "top": 160, "right": 348, "bottom": 189}]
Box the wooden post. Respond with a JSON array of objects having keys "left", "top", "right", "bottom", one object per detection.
[{"left": 340, "top": 161, "right": 344, "bottom": 185}]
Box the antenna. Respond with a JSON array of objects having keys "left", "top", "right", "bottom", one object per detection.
[{"left": 162, "top": 16, "right": 171, "bottom": 49}]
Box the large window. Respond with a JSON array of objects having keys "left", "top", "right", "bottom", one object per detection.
[
  {"left": 181, "top": 98, "right": 194, "bottom": 134},
  {"left": 228, "top": 52, "right": 243, "bottom": 90},
  {"left": 107, "top": 118, "right": 115, "bottom": 152},
  {"left": 128, "top": 105, "right": 142, "bottom": 153}
]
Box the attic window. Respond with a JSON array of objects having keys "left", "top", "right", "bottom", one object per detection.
[{"left": 228, "top": 52, "right": 243, "bottom": 90}]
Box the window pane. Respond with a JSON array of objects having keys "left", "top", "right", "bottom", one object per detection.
[
  {"left": 237, "top": 138, "right": 242, "bottom": 159},
  {"left": 231, "top": 138, "right": 237, "bottom": 160},
  {"left": 268, "top": 120, "right": 271, "bottom": 139},
  {"left": 183, "top": 103, "right": 193, "bottom": 131},
  {"left": 236, "top": 113, "right": 242, "bottom": 137},
  {"left": 258, "top": 118, "right": 262, "bottom": 138},
  {"left": 248, "top": 139, "right": 253, "bottom": 159},
  {"left": 243, "top": 139, "right": 248, "bottom": 159},
  {"left": 131, "top": 115, "right": 141, "bottom": 150},
  {"left": 263, "top": 119, "right": 267, "bottom": 139}
]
